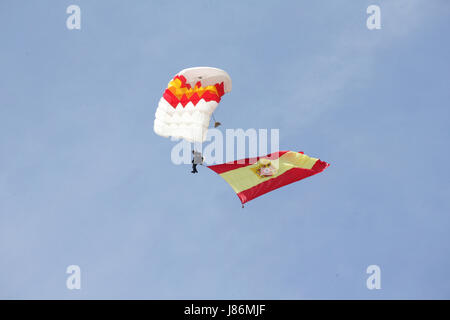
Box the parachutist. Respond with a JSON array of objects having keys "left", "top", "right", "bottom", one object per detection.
[
  {"left": 192, "top": 150, "right": 204, "bottom": 174},
  {"left": 191, "top": 161, "right": 198, "bottom": 174}
]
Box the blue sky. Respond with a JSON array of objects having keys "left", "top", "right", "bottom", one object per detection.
[{"left": 1, "top": 0, "right": 449, "bottom": 299}]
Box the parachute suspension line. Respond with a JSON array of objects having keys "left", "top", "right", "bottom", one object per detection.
[
  {"left": 192, "top": 130, "right": 203, "bottom": 166},
  {"left": 212, "top": 113, "right": 221, "bottom": 128}
]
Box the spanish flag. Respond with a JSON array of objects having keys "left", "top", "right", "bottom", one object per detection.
[{"left": 208, "top": 151, "right": 329, "bottom": 205}]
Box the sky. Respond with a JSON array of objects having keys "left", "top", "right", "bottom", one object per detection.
[{"left": 0, "top": 0, "right": 449, "bottom": 299}]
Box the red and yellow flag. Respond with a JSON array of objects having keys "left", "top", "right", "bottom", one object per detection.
[{"left": 208, "top": 151, "right": 329, "bottom": 205}]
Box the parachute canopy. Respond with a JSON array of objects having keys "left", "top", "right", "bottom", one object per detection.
[
  {"left": 154, "top": 67, "right": 232, "bottom": 143},
  {"left": 208, "top": 151, "right": 329, "bottom": 204}
]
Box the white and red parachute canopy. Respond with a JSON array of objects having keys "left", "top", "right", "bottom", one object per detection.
[{"left": 154, "top": 67, "right": 231, "bottom": 143}]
